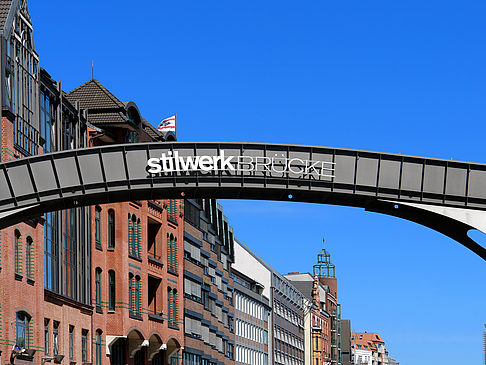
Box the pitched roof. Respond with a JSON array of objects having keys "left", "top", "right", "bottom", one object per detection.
[
  {"left": 355, "top": 332, "right": 384, "bottom": 344},
  {"left": 0, "top": 0, "right": 13, "bottom": 31},
  {"left": 142, "top": 119, "right": 162, "bottom": 140},
  {"left": 86, "top": 111, "right": 129, "bottom": 125},
  {"left": 66, "top": 79, "right": 125, "bottom": 110},
  {"left": 354, "top": 337, "right": 375, "bottom": 352}
]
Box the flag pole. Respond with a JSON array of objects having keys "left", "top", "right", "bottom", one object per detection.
[{"left": 175, "top": 113, "right": 177, "bottom": 140}]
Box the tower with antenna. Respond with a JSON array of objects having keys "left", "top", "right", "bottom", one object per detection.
[
  {"left": 313, "top": 237, "right": 336, "bottom": 279},
  {"left": 313, "top": 238, "right": 342, "bottom": 365}
]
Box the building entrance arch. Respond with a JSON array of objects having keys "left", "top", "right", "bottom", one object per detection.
[{"left": 0, "top": 141, "right": 485, "bottom": 260}]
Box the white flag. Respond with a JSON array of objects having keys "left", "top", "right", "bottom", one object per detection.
[{"left": 157, "top": 115, "right": 176, "bottom": 133}]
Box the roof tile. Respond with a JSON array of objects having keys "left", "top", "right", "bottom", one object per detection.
[
  {"left": 66, "top": 79, "right": 125, "bottom": 110},
  {"left": 0, "top": 0, "right": 13, "bottom": 31}
]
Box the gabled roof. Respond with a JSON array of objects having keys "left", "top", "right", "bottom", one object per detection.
[
  {"left": 355, "top": 332, "right": 385, "bottom": 344},
  {"left": 66, "top": 79, "right": 125, "bottom": 110},
  {"left": 86, "top": 112, "right": 129, "bottom": 126},
  {"left": 0, "top": 0, "right": 13, "bottom": 31},
  {"left": 142, "top": 119, "right": 162, "bottom": 140}
]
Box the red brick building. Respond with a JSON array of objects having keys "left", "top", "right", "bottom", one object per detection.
[
  {"left": 0, "top": 2, "right": 184, "bottom": 365},
  {"left": 284, "top": 272, "right": 331, "bottom": 365},
  {"left": 311, "top": 277, "right": 331, "bottom": 365}
]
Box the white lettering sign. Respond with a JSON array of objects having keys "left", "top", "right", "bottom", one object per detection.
[{"left": 147, "top": 150, "right": 335, "bottom": 178}]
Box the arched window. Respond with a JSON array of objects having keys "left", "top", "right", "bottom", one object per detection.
[
  {"left": 167, "top": 234, "right": 172, "bottom": 272},
  {"left": 14, "top": 230, "right": 21, "bottom": 275},
  {"left": 167, "top": 287, "right": 178, "bottom": 326},
  {"left": 108, "top": 209, "right": 115, "bottom": 249},
  {"left": 136, "top": 218, "right": 141, "bottom": 257},
  {"left": 167, "top": 234, "right": 178, "bottom": 273},
  {"left": 26, "top": 236, "right": 33, "bottom": 279},
  {"left": 15, "top": 311, "right": 31, "bottom": 349},
  {"left": 95, "top": 330, "right": 102, "bottom": 365},
  {"left": 108, "top": 270, "right": 115, "bottom": 311},
  {"left": 135, "top": 275, "right": 141, "bottom": 315},
  {"left": 95, "top": 268, "right": 102, "bottom": 309},
  {"left": 128, "top": 213, "right": 131, "bottom": 252},
  {"left": 172, "top": 289, "right": 178, "bottom": 324},
  {"left": 129, "top": 273, "right": 134, "bottom": 313},
  {"left": 95, "top": 206, "right": 101, "bottom": 248},
  {"left": 173, "top": 237, "right": 178, "bottom": 271},
  {"left": 167, "top": 287, "right": 172, "bottom": 323},
  {"left": 129, "top": 214, "right": 138, "bottom": 258}
]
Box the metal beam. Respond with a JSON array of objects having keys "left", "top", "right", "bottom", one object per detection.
[{"left": 0, "top": 141, "right": 484, "bottom": 259}]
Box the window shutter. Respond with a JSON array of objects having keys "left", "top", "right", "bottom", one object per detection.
[
  {"left": 184, "top": 317, "right": 192, "bottom": 334},
  {"left": 201, "top": 325, "right": 210, "bottom": 343},
  {"left": 184, "top": 279, "right": 191, "bottom": 296},
  {"left": 184, "top": 240, "right": 191, "bottom": 253},
  {"left": 192, "top": 282, "right": 201, "bottom": 298},
  {"left": 191, "top": 245, "right": 200, "bottom": 261}
]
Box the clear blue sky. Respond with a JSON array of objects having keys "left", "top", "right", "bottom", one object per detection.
[{"left": 30, "top": 1, "right": 485, "bottom": 364}]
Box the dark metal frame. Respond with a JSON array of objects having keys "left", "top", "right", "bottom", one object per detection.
[{"left": 0, "top": 141, "right": 485, "bottom": 259}]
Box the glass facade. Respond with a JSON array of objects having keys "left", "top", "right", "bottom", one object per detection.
[{"left": 2, "top": 1, "right": 40, "bottom": 155}]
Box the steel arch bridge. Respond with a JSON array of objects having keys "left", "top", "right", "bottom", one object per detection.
[{"left": 0, "top": 141, "right": 485, "bottom": 260}]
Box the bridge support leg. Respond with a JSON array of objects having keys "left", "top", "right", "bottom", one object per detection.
[{"left": 366, "top": 200, "right": 486, "bottom": 261}]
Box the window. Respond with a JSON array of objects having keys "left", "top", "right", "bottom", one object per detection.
[
  {"left": 95, "top": 206, "right": 101, "bottom": 248},
  {"left": 10, "top": 10, "right": 39, "bottom": 156},
  {"left": 129, "top": 274, "right": 141, "bottom": 316},
  {"left": 184, "top": 278, "right": 201, "bottom": 302},
  {"left": 167, "top": 234, "right": 178, "bottom": 273},
  {"left": 184, "top": 201, "right": 199, "bottom": 227},
  {"left": 167, "top": 288, "right": 174, "bottom": 325},
  {"left": 95, "top": 330, "right": 102, "bottom": 365},
  {"left": 227, "top": 343, "right": 234, "bottom": 360},
  {"left": 44, "top": 319, "right": 50, "bottom": 354},
  {"left": 26, "top": 236, "right": 34, "bottom": 279},
  {"left": 128, "top": 214, "right": 141, "bottom": 258},
  {"left": 167, "top": 199, "right": 178, "bottom": 223},
  {"left": 108, "top": 270, "right": 115, "bottom": 311},
  {"left": 108, "top": 209, "right": 115, "bottom": 249},
  {"left": 44, "top": 211, "right": 60, "bottom": 292},
  {"left": 135, "top": 275, "right": 141, "bottom": 315},
  {"left": 53, "top": 321, "right": 59, "bottom": 355},
  {"left": 125, "top": 130, "right": 137, "bottom": 143},
  {"left": 129, "top": 274, "right": 134, "bottom": 313},
  {"left": 202, "top": 289, "right": 209, "bottom": 310},
  {"left": 16, "top": 312, "right": 30, "bottom": 349},
  {"left": 82, "top": 329, "right": 88, "bottom": 363},
  {"left": 167, "top": 288, "right": 178, "bottom": 326},
  {"left": 14, "top": 230, "right": 22, "bottom": 275},
  {"left": 69, "top": 325, "right": 74, "bottom": 360},
  {"left": 136, "top": 218, "right": 141, "bottom": 257},
  {"left": 95, "top": 268, "right": 102, "bottom": 309},
  {"left": 62, "top": 209, "right": 78, "bottom": 300}
]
